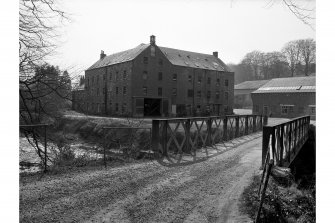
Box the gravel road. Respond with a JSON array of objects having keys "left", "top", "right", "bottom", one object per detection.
[{"left": 20, "top": 134, "right": 262, "bottom": 223}]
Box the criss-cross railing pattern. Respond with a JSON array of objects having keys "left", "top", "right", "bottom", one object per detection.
[
  {"left": 261, "top": 116, "right": 310, "bottom": 167},
  {"left": 152, "top": 115, "right": 266, "bottom": 163}
]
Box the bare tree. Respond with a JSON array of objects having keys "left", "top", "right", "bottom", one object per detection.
[
  {"left": 241, "top": 51, "right": 264, "bottom": 80},
  {"left": 19, "top": 0, "right": 71, "bottom": 167},
  {"left": 281, "top": 0, "right": 315, "bottom": 30},
  {"left": 297, "top": 38, "right": 315, "bottom": 76},
  {"left": 282, "top": 41, "right": 301, "bottom": 77}
]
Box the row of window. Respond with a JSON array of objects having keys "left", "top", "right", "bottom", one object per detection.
[
  {"left": 87, "top": 102, "right": 127, "bottom": 113},
  {"left": 87, "top": 70, "right": 128, "bottom": 87},
  {"left": 254, "top": 105, "right": 315, "bottom": 116},
  {"left": 188, "top": 90, "right": 229, "bottom": 99},
  {"left": 142, "top": 71, "right": 229, "bottom": 86}
]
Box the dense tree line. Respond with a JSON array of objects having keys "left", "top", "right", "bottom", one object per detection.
[{"left": 230, "top": 38, "right": 315, "bottom": 84}]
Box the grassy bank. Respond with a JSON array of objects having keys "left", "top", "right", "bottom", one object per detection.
[{"left": 239, "top": 174, "right": 315, "bottom": 222}]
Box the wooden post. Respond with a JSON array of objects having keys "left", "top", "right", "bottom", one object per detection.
[
  {"left": 207, "top": 118, "right": 212, "bottom": 146},
  {"left": 235, "top": 116, "right": 240, "bottom": 139},
  {"left": 253, "top": 115, "right": 257, "bottom": 132},
  {"left": 279, "top": 125, "right": 284, "bottom": 166},
  {"left": 223, "top": 116, "right": 228, "bottom": 141},
  {"left": 152, "top": 120, "right": 160, "bottom": 157},
  {"left": 185, "top": 119, "right": 191, "bottom": 155},
  {"left": 44, "top": 125, "right": 47, "bottom": 173},
  {"left": 255, "top": 159, "right": 274, "bottom": 223},
  {"left": 103, "top": 128, "right": 106, "bottom": 168},
  {"left": 162, "top": 120, "right": 168, "bottom": 155},
  {"left": 262, "top": 126, "right": 271, "bottom": 167},
  {"left": 245, "top": 116, "right": 249, "bottom": 136}
]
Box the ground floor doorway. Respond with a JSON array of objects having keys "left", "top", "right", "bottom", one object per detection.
[{"left": 144, "top": 98, "right": 161, "bottom": 117}]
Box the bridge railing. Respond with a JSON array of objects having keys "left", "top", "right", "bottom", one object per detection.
[
  {"left": 261, "top": 115, "right": 310, "bottom": 167},
  {"left": 152, "top": 115, "right": 267, "bottom": 163}
]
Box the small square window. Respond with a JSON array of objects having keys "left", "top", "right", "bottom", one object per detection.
[
  {"left": 172, "top": 88, "right": 177, "bottom": 96},
  {"left": 143, "top": 71, "right": 148, "bottom": 80},
  {"left": 188, "top": 90, "right": 193, "bottom": 97},
  {"left": 143, "top": 57, "right": 148, "bottom": 64},
  {"left": 115, "top": 103, "right": 119, "bottom": 112},
  {"left": 188, "top": 75, "right": 192, "bottom": 83},
  {"left": 103, "top": 74, "right": 106, "bottom": 80},
  {"left": 143, "top": 87, "right": 147, "bottom": 96},
  {"left": 216, "top": 91, "right": 219, "bottom": 99},
  {"left": 116, "top": 87, "right": 119, "bottom": 95},
  {"left": 225, "top": 79, "right": 229, "bottom": 87},
  {"left": 207, "top": 77, "right": 211, "bottom": 84},
  {"left": 158, "top": 87, "right": 162, "bottom": 96},
  {"left": 123, "top": 86, "right": 127, "bottom": 95},
  {"left": 173, "top": 73, "right": 177, "bottom": 81},
  {"left": 224, "top": 92, "right": 228, "bottom": 100},
  {"left": 198, "top": 75, "right": 202, "bottom": 84},
  {"left": 216, "top": 78, "right": 220, "bottom": 86},
  {"left": 123, "top": 70, "right": 127, "bottom": 80}
]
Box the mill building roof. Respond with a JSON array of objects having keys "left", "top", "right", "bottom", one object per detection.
[
  {"left": 234, "top": 80, "right": 270, "bottom": 90},
  {"left": 252, "top": 76, "right": 315, "bottom": 94},
  {"left": 87, "top": 43, "right": 231, "bottom": 72}
]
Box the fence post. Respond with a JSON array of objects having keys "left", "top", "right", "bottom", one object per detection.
[
  {"left": 44, "top": 125, "right": 47, "bottom": 173},
  {"left": 279, "top": 125, "right": 284, "bottom": 166},
  {"left": 245, "top": 116, "right": 249, "bottom": 136},
  {"left": 262, "top": 126, "right": 271, "bottom": 167},
  {"left": 185, "top": 119, "right": 190, "bottom": 154},
  {"left": 223, "top": 116, "right": 228, "bottom": 141},
  {"left": 264, "top": 116, "right": 268, "bottom": 126},
  {"left": 207, "top": 117, "right": 212, "bottom": 146},
  {"left": 253, "top": 115, "right": 257, "bottom": 132},
  {"left": 235, "top": 116, "right": 240, "bottom": 138},
  {"left": 162, "top": 120, "right": 168, "bottom": 155},
  {"left": 152, "top": 120, "right": 160, "bottom": 156}
]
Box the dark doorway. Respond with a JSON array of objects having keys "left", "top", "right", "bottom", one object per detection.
[{"left": 144, "top": 98, "right": 161, "bottom": 116}]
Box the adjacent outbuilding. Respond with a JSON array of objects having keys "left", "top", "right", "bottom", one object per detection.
[{"left": 251, "top": 76, "right": 316, "bottom": 119}]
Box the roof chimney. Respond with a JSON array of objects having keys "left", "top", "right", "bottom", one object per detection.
[
  {"left": 150, "top": 35, "right": 156, "bottom": 45},
  {"left": 213, "top": 51, "right": 218, "bottom": 58},
  {"left": 100, "top": 50, "right": 106, "bottom": 60}
]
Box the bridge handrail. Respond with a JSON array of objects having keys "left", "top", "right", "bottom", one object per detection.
[
  {"left": 152, "top": 114, "right": 267, "bottom": 163},
  {"left": 262, "top": 115, "right": 310, "bottom": 167}
]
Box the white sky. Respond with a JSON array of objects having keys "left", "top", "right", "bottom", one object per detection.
[{"left": 51, "top": 0, "right": 315, "bottom": 76}]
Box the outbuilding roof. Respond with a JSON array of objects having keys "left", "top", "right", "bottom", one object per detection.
[
  {"left": 235, "top": 80, "right": 270, "bottom": 90},
  {"left": 252, "top": 76, "right": 316, "bottom": 94},
  {"left": 87, "top": 44, "right": 231, "bottom": 72}
]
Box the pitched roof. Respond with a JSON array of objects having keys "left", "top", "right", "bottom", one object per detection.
[
  {"left": 87, "top": 44, "right": 149, "bottom": 70},
  {"left": 252, "top": 76, "right": 316, "bottom": 94},
  {"left": 159, "top": 46, "right": 231, "bottom": 72},
  {"left": 86, "top": 44, "right": 231, "bottom": 72},
  {"left": 234, "top": 80, "right": 270, "bottom": 90}
]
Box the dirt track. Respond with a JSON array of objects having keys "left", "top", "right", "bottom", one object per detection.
[{"left": 20, "top": 134, "right": 262, "bottom": 223}]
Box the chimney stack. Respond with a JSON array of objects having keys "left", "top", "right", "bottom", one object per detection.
[
  {"left": 150, "top": 35, "right": 156, "bottom": 45},
  {"left": 213, "top": 51, "right": 218, "bottom": 58},
  {"left": 100, "top": 50, "right": 106, "bottom": 60}
]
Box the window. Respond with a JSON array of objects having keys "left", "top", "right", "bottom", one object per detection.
[
  {"left": 143, "top": 87, "right": 147, "bottom": 96},
  {"left": 197, "top": 90, "right": 201, "bottom": 98},
  {"left": 116, "top": 71, "right": 119, "bottom": 80},
  {"left": 122, "top": 103, "right": 126, "bottom": 114},
  {"left": 103, "top": 74, "right": 106, "bottom": 80},
  {"left": 116, "top": 87, "right": 119, "bottom": 95},
  {"left": 158, "top": 87, "right": 162, "bottom": 96},
  {"left": 173, "top": 73, "right": 177, "bottom": 81},
  {"left": 188, "top": 90, "right": 194, "bottom": 97},
  {"left": 281, "top": 105, "right": 294, "bottom": 115},
  {"left": 310, "top": 106, "right": 315, "bottom": 115},
  {"left": 216, "top": 78, "right": 220, "bottom": 86},
  {"left": 216, "top": 91, "right": 219, "bottom": 99},
  {"left": 207, "top": 91, "right": 211, "bottom": 99},
  {"left": 109, "top": 72, "right": 112, "bottom": 81},
  {"left": 158, "top": 58, "right": 163, "bottom": 65},
  {"left": 207, "top": 77, "right": 211, "bottom": 84},
  {"left": 224, "top": 92, "right": 228, "bottom": 100},
  {"left": 123, "top": 70, "right": 127, "bottom": 80},
  {"left": 172, "top": 88, "right": 177, "bottom": 96},
  {"left": 255, "top": 105, "right": 259, "bottom": 112},
  {"left": 123, "top": 86, "right": 127, "bottom": 95},
  {"left": 158, "top": 72, "right": 162, "bottom": 81},
  {"left": 115, "top": 103, "right": 119, "bottom": 112},
  {"left": 225, "top": 79, "right": 229, "bottom": 87},
  {"left": 188, "top": 75, "right": 192, "bottom": 83},
  {"left": 143, "top": 71, "right": 148, "bottom": 80},
  {"left": 143, "top": 57, "right": 148, "bottom": 64},
  {"left": 97, "top": 88, "right": 100, "bottom": 96},
  {"left": 198, "top": 75, "right": 202, "bottom": 84}
]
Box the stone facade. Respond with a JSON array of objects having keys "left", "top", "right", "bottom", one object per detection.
[{"left": 74, "top": 36, "right": 234, "bottom": 117}]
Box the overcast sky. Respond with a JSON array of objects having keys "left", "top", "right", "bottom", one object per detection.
[{"left": 51, "top": 0, "right": 315, "bottom": 77}]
